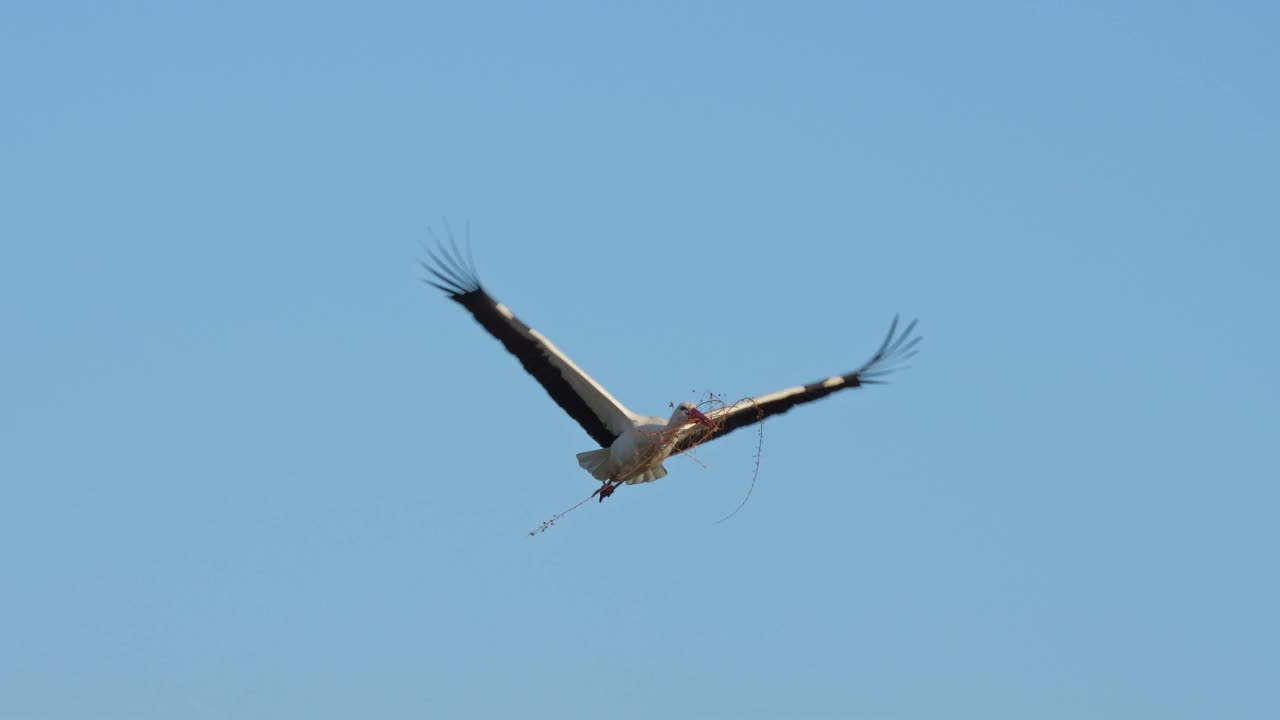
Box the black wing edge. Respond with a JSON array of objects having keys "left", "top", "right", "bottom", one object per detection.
[
  {"left": 849, "top": 314, "right": 922, "bottom": 385},
  {"left": 419, "top": 219, "right": 482, "bottom": 298},
  {"left": 418, "top": 223, "right": 622, "bottom": 448},
  {"left": 670, "top": 314, "right": 922, "bottom": 453}
]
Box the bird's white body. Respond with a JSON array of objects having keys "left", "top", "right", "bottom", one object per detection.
[{"left": 576, "top": 405, "right": 703, "bottom": 485}]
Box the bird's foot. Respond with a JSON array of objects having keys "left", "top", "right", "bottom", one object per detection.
[{"left": 597, "top": 480, "right": 622, "bottom": 502}]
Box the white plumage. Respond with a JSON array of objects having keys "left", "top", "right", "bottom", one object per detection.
[{"left": 423, "top": 235, "right": 920, "bottom": 501}]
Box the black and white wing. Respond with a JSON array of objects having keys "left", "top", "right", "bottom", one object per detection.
[
  {"left": 670, "top": 315, "right": 921, "bottom": 455},
  {"left": 423, "top": 240, "right": 639, "bottom": 448}
]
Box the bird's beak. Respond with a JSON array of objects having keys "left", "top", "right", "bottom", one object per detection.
[{"left": 688, "top": 407, "right": 715, "bottom": 428}]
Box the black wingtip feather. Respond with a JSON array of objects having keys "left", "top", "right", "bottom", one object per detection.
[
  {"left": 854, "top": 314, "right": 923, "bottom": 383},
  {"left": 422, "top": 261, "right": 468, "bottom": 295},
  {"left": 420, "top": 221, "right": 482, "bottom": 298}
]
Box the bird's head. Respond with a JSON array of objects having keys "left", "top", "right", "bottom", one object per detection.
[{"left": 671, "top": 401, "right": 716, "bottom": 429}]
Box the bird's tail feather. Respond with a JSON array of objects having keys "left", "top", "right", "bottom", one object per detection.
[
  {"left": 576, "top": 448, "right": 613, "bottom": 480},
  {"left": 626, "top": 465, "right": 667, "bottom": 485}
]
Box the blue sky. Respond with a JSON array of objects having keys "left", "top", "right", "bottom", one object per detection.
[{"left": 2, "top": 2, "right": 1277, "bottom": 718}]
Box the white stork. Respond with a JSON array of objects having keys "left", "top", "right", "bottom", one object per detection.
[{"left": 424, "top": 238, "right": 920, "bottom": 501}]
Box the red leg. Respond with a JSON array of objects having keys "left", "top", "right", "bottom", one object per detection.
[{"left": 597, "top": 480, "right": 623, "bottom": 502}]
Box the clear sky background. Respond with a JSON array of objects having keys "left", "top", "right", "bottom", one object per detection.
[{"left": 3, "top": 2, "right": 1277, "bottom": 719}]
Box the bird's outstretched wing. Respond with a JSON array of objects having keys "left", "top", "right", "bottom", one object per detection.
[
  {"left": 423, "top": 234, "right": 638, "bottom": 448},
  {"left": 670, "top": 315, "right": 921, "bottom": 455}
]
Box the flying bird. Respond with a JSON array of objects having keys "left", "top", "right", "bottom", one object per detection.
[{"left": 423, "top": 238, "right": 920, "bottom": 501}]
